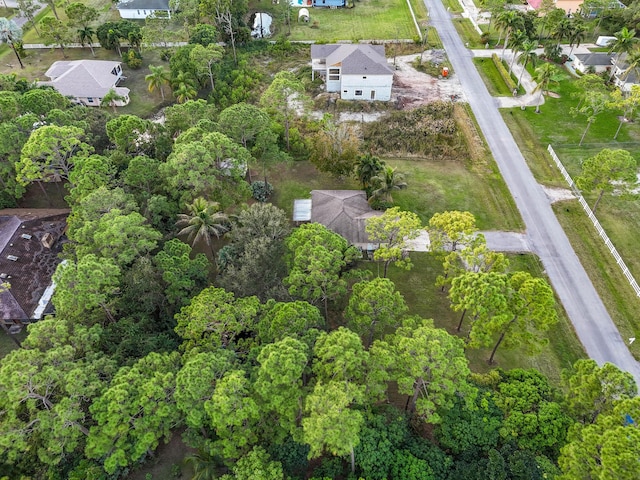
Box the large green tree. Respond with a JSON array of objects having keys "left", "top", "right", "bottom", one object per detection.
[
  {"left": 86, "top": 352, "right": 182, "bottom": 474},
  {"left": 365, "top": 207, "right": 422, "bottom": 277},
  {"left": 576, "top": 148, "right": 638, "bottom": 214},
  {"left": 345, "top": 277, "right": 408, "bottom": 347}
]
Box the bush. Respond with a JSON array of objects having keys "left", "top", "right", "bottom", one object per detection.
[
  {"left": 491, "top": 53, "right": 516, "bottom": 92},
  {"left": 125, "top": 50, "right": 143, "bottom": 69},
  {"left": 160, "top": 48, "right": 172, "bottom": 61},
  {"left": 251, "top": 181, "right": 274, "bottom": 202}
]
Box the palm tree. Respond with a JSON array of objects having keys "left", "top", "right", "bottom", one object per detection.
[
  {"left": 355, "top": 153, "right": 385, "bottom": 194},
  {"left": 369, "top": 166, "right": 407, "bottom": 205},
  {"left": 532, "top": 63, "right": 558, "bottom": 113},
  {"left": 176, "top": 197, "right": 230, "bottom": 256},
  {"left": 567, "top": 19, "right": 587, "bottom": 57},
  {"left": 496, "top": 10, "right": 524, "bottom": 60},
  {"left": 517, "top": 40, "right": 538, "bottom": 89},
  {"left": 172, "top": 70, "right": 198, "bottom": 103},
  {"left": 508, "top": 30, "right": 528, "bottom": 75},
  {"left": 621, "top": 48, "right": 640, "bottom": 83},
  {"left": 184, "top": 451, "right": 218, "bottom": 480},
  {"left": 100, "top": 88, "right": 126, "bottom": 113},
  {"left": 78, "top": 26, "right": 95, "bottom": 57},
  {"left": 608, "top": 27, "right": 639, "bottom": 82},
  {"left": 551, "top": 18, "right": 572, "bottom": 49},
  {"left": 145, "top": 65, "right": 170, "bottom": 101},
  {"left": 0, "top": 18, "right": 24, "bottom": 69}
]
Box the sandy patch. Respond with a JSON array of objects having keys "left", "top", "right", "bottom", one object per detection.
[{"left": 542, "top": 185, "right": 575, "bottom": 203}]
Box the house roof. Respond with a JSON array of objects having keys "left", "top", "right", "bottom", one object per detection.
[
  {"left": 310, "top": 190, "right": 382, "bottom": 245},
  {"left": 39, "top": 60, "right": 130, "bottom": 99},
  {"left": 0, "top": 210, "right": 69, "bottom": 320},
  {"left": 311, "top": 44, "right": 394, "bottom": 75},
  {"left": 574, "top": 53, "right": 613, "bottom": 66},
  {"left": 116, "top": 0, "right": 170, "bottom": 10},
  {"left": 615, "top": 53, "right": 639, "bottom": 84}
]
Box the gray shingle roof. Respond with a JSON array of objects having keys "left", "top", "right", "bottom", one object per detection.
[
  {"left": 311, "top": 44, "right": 394, "bottom": 75},
  {"left": 39, "top": 60, "right": 130, "bottom": 99},
  {"left": 574, "top": 53, "right": 612, "bottom": 66},
  {"left": 310, "top": 190, "right": 382, "bottom": 244},
  {"left": 116, "top": 0, "right": 170, "bottom": 10}
]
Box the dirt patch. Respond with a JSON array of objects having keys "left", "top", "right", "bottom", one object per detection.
[
  {"left": 391, "top": 52, "right": 466, "bottom": 109},
  {"left": 542, "top": 185, "right": 575, "bottom": 203}
]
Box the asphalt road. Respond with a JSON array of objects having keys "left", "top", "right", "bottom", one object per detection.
[{"left": 423, "top": 0, "right": 640, "bottom": 385}]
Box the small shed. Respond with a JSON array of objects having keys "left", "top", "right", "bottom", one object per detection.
[{"left": 298, "top": 8, "right": 310, "bottom": 22}]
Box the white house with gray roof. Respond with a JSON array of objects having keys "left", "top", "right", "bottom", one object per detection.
[
  {"left": 39, "top": 60, "right": 130, "bottom": 107},
  {"left": 311, "top": 44, "right": 394, "bottom": 101},
  {"left": 117, "top": 0, "right": 171, "bottom": 19}
]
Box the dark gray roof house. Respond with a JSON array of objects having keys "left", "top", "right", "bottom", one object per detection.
[
  {"left": 311, "top": 44, "right": 394, "bottom": 101},
  {"left": 310, "top": 190, "right": 382, "bottom": 245},
  {"left": 572, "top": 53, "right": 613, "bottom": 74},
  {"left": 0, "top": 210, "right": 69, "bottom": 324}
]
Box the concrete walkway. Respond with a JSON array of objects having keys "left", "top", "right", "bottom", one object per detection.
[{"left": 424, "top": 0, "right": 640, "bottom": 386}]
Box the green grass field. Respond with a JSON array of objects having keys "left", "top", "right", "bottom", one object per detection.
[
  {"left": 281, "top": 0, "right": 420, "bottom": 41},
  {"left": 473, "top": 57, "right": 513, "bottom": 96}
]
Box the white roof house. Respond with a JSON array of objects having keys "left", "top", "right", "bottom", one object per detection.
[
  {"left": 117, "top": 0, "right": 171, "bottom": 19},
  {"left": 311, "top": 44, "right": 394, "bottom": 101},
  {"left": 39, "top": 60, "right": 130, "bottom": 107}
]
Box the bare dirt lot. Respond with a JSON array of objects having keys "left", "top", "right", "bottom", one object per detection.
[{"left": 391, "top": 51, "right": 466, "bottom": 108}]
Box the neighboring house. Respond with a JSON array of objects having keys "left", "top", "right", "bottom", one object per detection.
[
  {"left": 525, "top": 0, "right": 624, "bottom": 15},
  {"left": 572, "top": 53, "right": 612, "bottom": 74},
  {"left": 116, "top": 0, "right": 171, "bottom": 19},
  {"left": 311, "top": 44, "right": 394, "bottom": 101},
  {"left": 39, "top": 60, "right": 130, "bottom": 107},
  {"left": 0, "top": 210, "right": 69, "bottom": 328},
  {"left": 308, "top": 190, "right": 382, "bottom": 246},
  {"left": 312, "top": 0, "right": 345, "bottom": 7},
  {"left": 612, "top": 53, "right": 639, "bottom": 92}
]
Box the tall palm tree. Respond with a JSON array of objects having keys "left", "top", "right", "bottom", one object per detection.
[
  {"left": 78, "top": 26, "right": 95, "bottom": 57},
  {"left": 145, "top": 65, "right": 170, "bottom": 101},
  {"left": 533, "top": 63, "right": 558, "bottom": 113},
  {"left": 100, "top": 88, "right": 126, "bottom": 113},
  {"left": 496, "top": 10, "right": 524, "bottom": 60},
  {"left": 608, "top": 27, "right": 639, "bottom": 81},
  {"left": 621, "top": 48, "right": 640, "bottom": 83},
  {"left": 508, "top": 30, "right": 528, "bottom": 75},
  {"left": 369, "top": 166, "right": 407, "bottom": 205},
  {"left": 176, "top": 197, "right": 230, "bottom": 256},
  {"left": 551, "top": 18, "right": 572, "bottom": 49},
  {"left": 355, "top": 153, "right": 385, "bottom": 194},
  {"left": 567, "top": 19, "right": 587, "bottom": 57},
  {"left": 517, "top": 39, "right": 538, "bottom": 89}
]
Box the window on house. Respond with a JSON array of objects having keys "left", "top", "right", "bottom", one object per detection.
[
  {"left": 355, "top": 90, "right": 363, "bottom": 96},
  {"left": 329, "top": 68, "right": 339, "bottom": 74},
  {"left": 329, "top": 75, "right": 340, "bottom": 80},
  {"left": 87, "top": 98, "right": 94, "bottom": 103},
  {"left": 362, "top": 76, "right": 367, "bottom": 79},
  {"left": 137, "top": 10, "right": 140, "bottom": 14}
]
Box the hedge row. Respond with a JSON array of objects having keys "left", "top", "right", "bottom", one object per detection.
[{"left": 491, "top": 53, "right": 517, "bottom": 93}]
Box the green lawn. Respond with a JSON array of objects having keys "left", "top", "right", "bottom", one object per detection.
[
  {"left": 360, "top": 253, "right": 585, "bottom": 385},
  {"left": 473, "top": 57, "right": 513, "bottom": 96},
  {"left": 453, "top": 18, "right": 483, "bottom": 48},
  {"left": 283, "top": 0, "right": 420, "bottom": 41}
]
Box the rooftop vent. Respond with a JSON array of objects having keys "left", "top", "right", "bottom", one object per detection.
[
  {"left": 0, "top": 273, "right": 7, "bottom": 279},
  {"left": 21, "top": 234, "right": 32, "bottom": 240},
  {"left": 7, "top": 255, "right": 18, "bottom": 261},
  {"left": 41, "top": 232, "right": 55, "bottom": 249},
  {"left": 21, "top": 225, "right": 25, "bottom": 229}
]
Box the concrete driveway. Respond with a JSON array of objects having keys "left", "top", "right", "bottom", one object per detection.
[{"left": 422, "top": 0, "right": 640, "bottom": 385}]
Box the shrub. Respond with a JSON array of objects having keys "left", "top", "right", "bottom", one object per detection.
[
  {"left": 491, "top": 53, "right": 516, "bottom": 92},
  {"left": 160, "top": 48, "right": 172, "bottom": 61},
  {"left": 251, "top": 181, "right": 274, "bottom": 202},
  {"left": 125, "top": 50, "right": 143, "bottom": 69}
]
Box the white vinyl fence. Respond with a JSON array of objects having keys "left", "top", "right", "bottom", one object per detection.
[{"left": 547, "top": 144, "right": 640, "bottom": 297}]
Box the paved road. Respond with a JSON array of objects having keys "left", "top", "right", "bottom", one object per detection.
[{"left": 423, "top": 0, "right": 640, "bottom": 385}]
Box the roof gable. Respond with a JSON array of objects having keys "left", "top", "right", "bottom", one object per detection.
[{"left": 312, "top": 44, "right": 393, "bottom": 75}]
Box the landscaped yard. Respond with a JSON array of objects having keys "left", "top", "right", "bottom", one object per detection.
[{"left": 473, "top": 56, "right": 515, "bottom": 96}]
